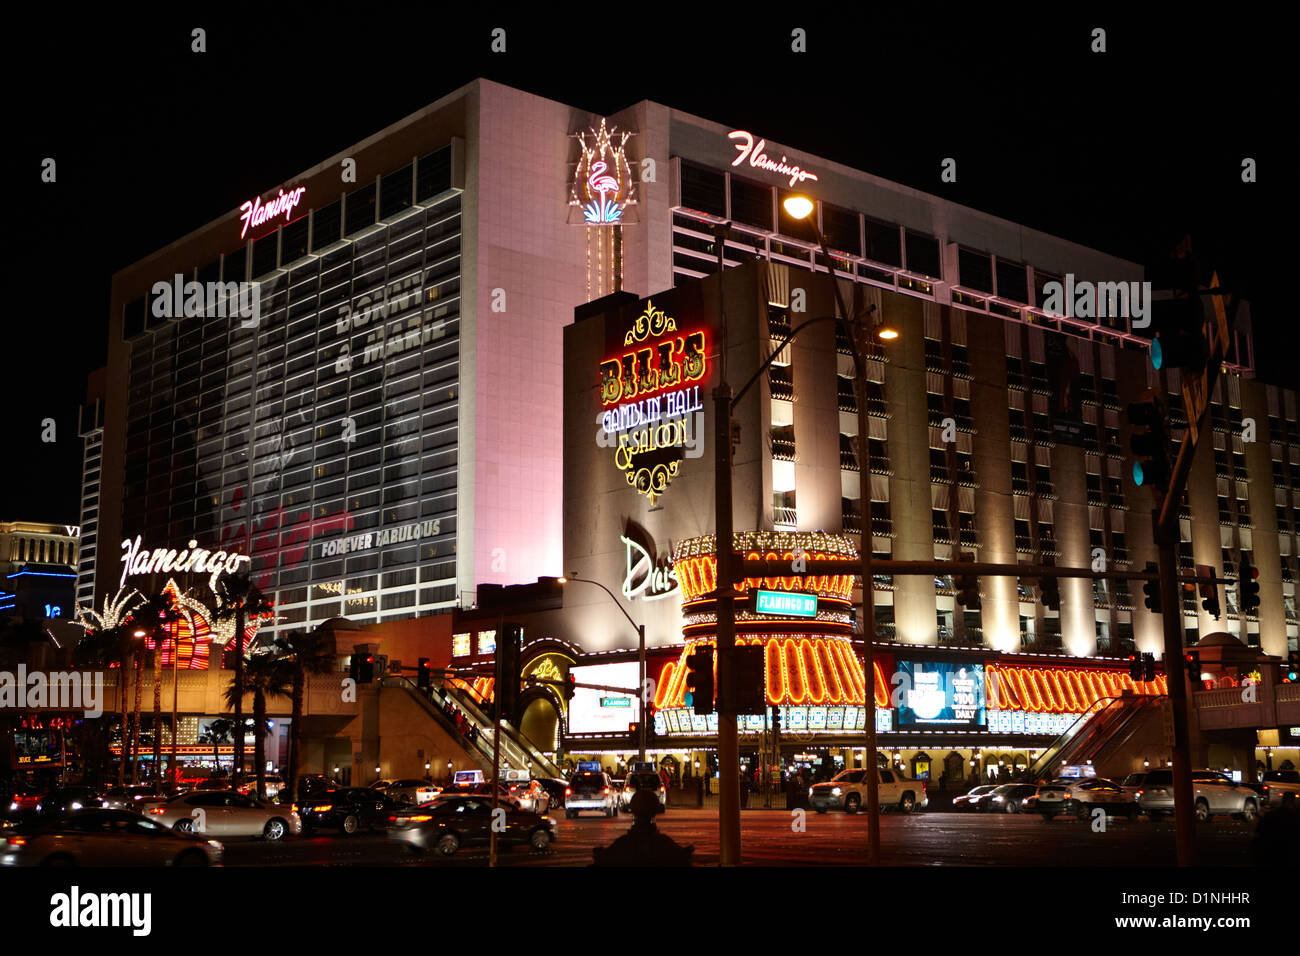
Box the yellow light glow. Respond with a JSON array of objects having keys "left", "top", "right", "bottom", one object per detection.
[
  {"left": 876, "top": 326, "right": 900, "bottom": 341},
  {"left": 783, "top": 195, "right": 814, "bottom": 220}
]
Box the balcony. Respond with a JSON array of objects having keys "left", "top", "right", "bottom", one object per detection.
[{"left": 774, "top": 506, "right": 798, "bottom": 529}]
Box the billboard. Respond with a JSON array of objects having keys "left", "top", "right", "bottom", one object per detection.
[
  {"left": 896, "top": 661, "right": 986, "bottom": 729},
  {"left": 568, "top": 662, "right": 641, "bottom": 733}
]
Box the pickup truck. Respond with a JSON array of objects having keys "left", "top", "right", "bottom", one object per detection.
[
  {"left": 809, "top": 768, "right": 927, "bottom": 814},
  {"left": 1261, "top": 769, "right": 1300, "bottom": 808}
]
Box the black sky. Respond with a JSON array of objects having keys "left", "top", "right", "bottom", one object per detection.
[{"left": 5, "top": 7, "right": 1284, "bottom": 526}]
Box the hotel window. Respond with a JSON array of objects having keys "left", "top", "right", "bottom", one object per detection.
[
  {"left": 1112, "top": 531, "right": 1128, "bottom": 562},
  {"left": 729, "top": 176, "right": 772, "bottom": 231},
  {"left": 1035, "top": 465, "right": 1053, "bottom": 496},
  {"left": 958, "top": 248, "right": 994, "bottom": 294},
  {"left": 995, "top": 259, "right": 1029, "bottom": 303},
  {"left": 679, "top": 163, "right": 726, "bottom": 218},
  {"left": 822, "top": 204, "right": 861, "bottom": 257},
  {"left": 312, "top": 199, "right": 342, "bottom": 251},
  {"left": 929, "top": 447, "right": 948, "bottom": 482},
  {"left": 932, "top": 510, "right": 951, "bottom": 542},
  {"left": 345, "top": 182, "right": 377, "bottom": 237},
  {"left": 416, "top": 146, "right": 452, "bottom": 202},
  {"left": 771, "top": 424, "right": 796, "bottom": 461},
  {"left": 864, "top": 217, "right": 902, "bottom": 267},
  {"left": 768, "top": 364, "right": 794, "bottom": 401},
  {"left": 905, "top": 232, "right": 940, "bottom": 278},
  {"left": 380, "top": 163, "right": 414, "bottom": 220}
]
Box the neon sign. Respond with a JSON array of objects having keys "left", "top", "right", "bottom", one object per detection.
[
  {"left": 119, "top": 536, "right": 251, "bottom": 593},
  {"left": 570, "top": 119, "right": 636, "bottom": 225},
  {"left": 754, "top": 590, "right": 817, "bottom": 617},
  {"left": 728, "top": 130, "right": 819, "bottom": 187},
  {"left": 597, "top": 300, "right": 708, "bottom": 504},
  {"left": 239, "top": 186, "right": 306, "bottom": 240},
  {"left": 621, "top": 534, "right": 679, "bottom": 602}
]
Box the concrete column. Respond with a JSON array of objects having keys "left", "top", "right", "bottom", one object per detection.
[
  {"left": 1054, "top": 442, "right": 1096, "bottom": 656},
  {"left": 1241, "top": 380, "right": 1286, "bottom": 657}
]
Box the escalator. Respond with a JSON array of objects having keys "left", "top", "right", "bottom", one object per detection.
[
  {"left": 1026, "top": 695, "right": 1155, "bottom": 781},
  {"left": 438, "top": 680, "right": 563, "bottom": 779},
  {"left": 377, "top": 676, "right": 497, "bottom": 773}
]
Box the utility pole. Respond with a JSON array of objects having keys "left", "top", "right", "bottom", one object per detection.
[{"left": 488, "top": 610, "right": 503, "bottom": 869}]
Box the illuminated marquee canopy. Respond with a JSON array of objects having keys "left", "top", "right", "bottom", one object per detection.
[{"left": 986, "top": 664, "right": 1166, "bottom": 714}]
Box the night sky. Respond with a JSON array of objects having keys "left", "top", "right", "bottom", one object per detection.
[{"left": 6, "top": 8, "right": 1281, "bottom": 526}]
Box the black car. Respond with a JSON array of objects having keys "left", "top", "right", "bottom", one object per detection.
[
  {"left": 37, "top": 787, "right": 106, "bottom": 816},
  {"left": 296, "top": 774, "right": 338, "bottom": 799},
  {"left": 297, "top": 788, "right": 394, "bottom": 834},
  {"left": 535, "top": 777, "right": 567, "bottom": 810},
  {"left": 388, "top": 795, "right": 554, "bottom": 856},
  {"left": 983, "top": 783, "right": 1039, "bottom": 813}
]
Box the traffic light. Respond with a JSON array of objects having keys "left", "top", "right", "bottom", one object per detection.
[
  {"left": 955, "top": 552, "right": 980, "bottom": 610},
  {"left": 1184, "top": 649, "right": 1200, "bottom": 680},
  {"left": 770, "top": 704, "right": 781, "bottom": 734},
  {"left": 1126, "top": 389, "right": 1170, "bottom": 492},
  {"left": 349, "top": 654, "right": 359, "bottom": 682},
  {"left": 1128, "top": 654, "right": 1142, "bottom": 681},
  {"left": 563, "top": 673, "right": 576, "bottom": 703},
  {"left": 1285, "top": 652, "right": 1299, "bottom": 683},
  {"left": 354, "top": 654, "right": 374, "bottom": 684},
  {"left": 1197, "top": 566, "right": 1220, "bottom": 620},
  {"left": 1238, "top": 557, "right": 1260, "bottom": 613},
  {"left": 1149, "top": 255, "right": 1207, "bottom": 373},
  {"left": 417, "top": 657, "right": 431, "bottom": 690},
  {"left": 685, "top": 644, "right": 715, "bottom": 716},
  {"left": 495, "top": 623, "right": 523, "bottom": 724},
  {"left": 1142, "top": 562, "right": 1162, "bottom": 613},
  {"left": 1143, "top": 652, "right": 1156, "bottom": 683},
  {"left": 728, "top": 645, "right": 766, "bottom": 715}
]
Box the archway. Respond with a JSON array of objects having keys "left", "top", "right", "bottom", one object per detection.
[{"left": 519, "top": 695, "right": 561, "bottom": 753}]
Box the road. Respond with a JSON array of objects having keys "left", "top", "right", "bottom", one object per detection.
[{"left": 215, "top": 809, "right": 1260, "bottom": 866}]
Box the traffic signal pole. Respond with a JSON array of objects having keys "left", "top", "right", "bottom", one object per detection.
[
  {"left": 714, "top": 381, "right": 741, "bottom": 867},
  {"left": 489, "top": 610, "right": 503, "bottom": 869}
]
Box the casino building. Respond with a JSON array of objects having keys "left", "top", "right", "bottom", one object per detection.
[{"left": 90, "top": 79, "right": 1298, "bottom": 781}]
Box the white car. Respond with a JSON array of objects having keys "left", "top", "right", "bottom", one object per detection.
[
  {"left": 1137, "top": 769, "right": 1262, "bottom": 822},
  {"left": 564, "top": 771, "right": 618, "bottom": 818},
  {"left": 141, "top": 790, "right": 302, "bottom": 840},
  {"left": 1036, "top": 777, "right": 1138, "bottom": 820}
]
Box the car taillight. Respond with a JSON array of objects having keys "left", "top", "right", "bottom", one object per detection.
[
  {"left": 387, "top": 815, "right": 397, "bottom": 823},
  {"left": 603, "top": 788, "right": 610, "bottom": 795},
  {"left": 564, "top": 788, "right": 571, "bottom": 796},
  {"left": 148, "top": 808, "right": 166, "bottom": 815},
  {"left": 2, "top": 836, "right": 26, "bottom": 847},
  {"left": 315, "top": 804, "right": 332, "bottom": 812},
  {"left": 290, "top": 804, "right": 299, "bottom": 813},
  {"left": 410, "top": 814, "right": 432, "bottom": 822}
]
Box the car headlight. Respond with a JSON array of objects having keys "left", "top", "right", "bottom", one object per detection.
[
  {"left": 831, "top": 787, "right": 841, "bottom": 796},
  {"left": 7, "top": 802, "right": 16, "bottom": 811},
  {"left": 808, "top": 788, "right": 814, "bottom": 797},
  {"left": 991, "top": 796, "right": 1004, "bottom": 802}
]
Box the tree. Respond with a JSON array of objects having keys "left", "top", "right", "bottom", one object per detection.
[
  {"left": 73, "top": 588, "right": 143, "bottom": 784},
  {"left": 197, "top": 717, "right": 236, "bottom": 774},
  {"left": 130, "top": 593, "right": 184, "bottom": 783},
  {"left": 213, "top": 572, "right": 273, "bottom": 786},
  {"left": 273, "top": 627, "right": 337, "bottom": 804},
  {"left": 73, "top": 622, "right": 133, "bottom": 786},
  {"left": 224, "top": 652, "right": 291, "bottom": 801}
]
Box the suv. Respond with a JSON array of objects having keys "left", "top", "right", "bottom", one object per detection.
[
  {"left": 565, "top": 771, "right": 618, "bottom": 818},
  {"left": 809, "top": 768, "right": 928, "bottom": 814},
  {"left": 1261, "top": 770, "right": 1300, "bottom": 809},
  {"left": 619, "top": 771, "right": 666, "bottom": 813},
  {"left": 1136, "top": 769, "right": 1262, "bottom": 822},
  {"left": 1037, "top": 777, "right": 1137, "bottom": 820}
]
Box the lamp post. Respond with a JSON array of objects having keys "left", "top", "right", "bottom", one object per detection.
[
  {"left": 565, "top": 573, "right": 647, "bottom": 762},
  {"left": 782, "top": 194, "right": 897, "bottom": 865}
]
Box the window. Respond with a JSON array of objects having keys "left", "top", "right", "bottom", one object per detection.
[
  {"left": 345, "top": 183, "right": 377, "bottom": 237},
  {"left": 680, "top": 163, "right": 726, "bottom": 218},
  {"left": 729, "top": 176, "right": 772, "bottom": 231},
  {"left": 905, "top": 232, "right": 941, "bottom": 278},
  {"left": 996, "top": 260, "right": 1028, "bottom": 303},
  {"left": 822, "top": 204, "right": 861, "bottom": 256},
  {"left": 958, "top": 248, "right": 993, "bottom": 294},
  {"left": 864, "top": 218, "right": 901, "bottom": 267}
]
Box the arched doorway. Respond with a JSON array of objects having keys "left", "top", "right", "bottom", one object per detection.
[
  {"left": 944, "top": 751, "right": 964, "bottom": 783},
  {"left": 519, "top": 695, "right": 561, "bottom": 753}
]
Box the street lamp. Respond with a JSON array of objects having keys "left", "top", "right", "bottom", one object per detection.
[
  {"left": 780, "top": 191, "right": 900, "bottom": 865},
  {"left": 566, "top": 572, "right": 647, "bottom": 762}
]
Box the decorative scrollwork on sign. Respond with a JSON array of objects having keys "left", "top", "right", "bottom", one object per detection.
[
  {"left": 624, "top": 300, "right": 676, "bottom": 345},
  {"left": 627, "top": 460, "right": 680, "bottom": 505}
]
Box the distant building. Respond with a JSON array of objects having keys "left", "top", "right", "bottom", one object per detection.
[{"left": 0, "top": 520, "right": 79, "bottom": 622}]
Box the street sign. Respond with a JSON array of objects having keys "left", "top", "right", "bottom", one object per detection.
[{"left": 753, "top": 589, "right": 817, "bottom": 617}]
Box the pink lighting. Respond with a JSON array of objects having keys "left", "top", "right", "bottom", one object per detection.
[{"left": 239, "top": 186, "right": 307, "bottom": 239}]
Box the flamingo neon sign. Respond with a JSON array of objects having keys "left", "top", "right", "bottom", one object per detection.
[{"left": 570, "top": 119, "right": 636, "bottom": 225}]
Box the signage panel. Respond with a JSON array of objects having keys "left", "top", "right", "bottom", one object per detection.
[
  {"left": 753, "top": 589, "right": 817, "bottom": 617},
  {"left": 896, "top": 661, "right": 986, "bottom": 729}
]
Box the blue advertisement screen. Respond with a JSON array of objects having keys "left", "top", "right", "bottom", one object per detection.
[{"left": 896, "top": 661, "right": 986, "bottom": 728}]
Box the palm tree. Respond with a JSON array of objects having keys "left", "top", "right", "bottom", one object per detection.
[
  {"left": 213, "top": 572, "right": 273, "bottom": 785},
  {"left": 197, "top": 717, "right": 236, "bottom": 774},
  {"left": 73, "top": 622, "right": 133, "bottom": 784},
  {"left": 224, "top": 651, "right": 292, "bottom": 801},
  {"left": 131, "top": 592, "right": 184, "bottom": 782},
  {"left": 273, "top": 627, "right": 337, "bottom": 804}
]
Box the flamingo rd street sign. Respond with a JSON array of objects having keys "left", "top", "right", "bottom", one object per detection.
[{"left": 752, "top": 590, "right": 817, "bottom": 617}]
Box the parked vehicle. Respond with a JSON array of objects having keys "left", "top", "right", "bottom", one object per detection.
[
  {"left": 1037, "top": 777, "right": 1138, "bottom": 820},
  {"left": 809, "top": 768, "right": 928, "bottom": 814},
  {"left": 296, "top": 787, "right": 396, "bottom": 834},
  {"left": 1136, "top": 769, "right": 1262, "bottom": 822},
  {"left": 6, "top": 784, "right": 44, "bottom": 818},
  {"left": 535, "top": 777, "right": 567, "bottom": 810},
  {"left": 103, "top": 785, "right": 166, "bottom": 810},
  {"left": 388, "top": 795, "right": 554, "bottom": 856},
  {"left": 0, "top": 809, "right": 222, "bottom": 866},
  {"left": 368, "top": 779, "right": 440, "bottom": 806},
  {"left": 141, "top": 790, "right": 301, "bottom": 840},
  {"left": 237, "top": 774, "right": 286, "bottom": 799}
]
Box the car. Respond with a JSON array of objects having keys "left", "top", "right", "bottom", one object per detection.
[
  {"left": 439, "top": 782, "right": 522, "bottom": 809},
  {"left": 368, "top": 778, "right": 440, "bottom": 806},
  {"left": 565, "top": 770, "right": 618, "bottom": 818},
  {"left": 507, "top": 779, "right": 550, "bottom": 815},
  {"left": 6, "top": 784, "right": 44, "bottom": 818},
  {"left": 1261, "top": 770, "right": 1300, "bottom": 809},
  {"left": 619, "top": 771, "right": 667, "bottom": 813},
  {"left": 36, "top": 787, "right": 106, "bottom": 816},
  {"left": 809, "top": 768, "right": 928, "bottom": 814},
  {"left": 387, "top": 795, "right": 555, "bottom": 856},
  {"left": 296, "top": 787, "right": 396, "bottom": 834},
  {"left": 952, "top": 785, "right": 998, "bottom": 811},
  {"left": 535, "top": 777, "right": 567, "bottom": 810},
  {"left": 103, "top": 785, "right": 166, "bottom": 810},
  {"left": 237, "top": 774, "right": 286, "bottom": 799},
  {"left": 297, "top": 774, "right": 339, "bottom": 799},
  {"left": 1136, "top": 769, "right": 1262, "bottom": 822},
  {"left": 141, "top": 790, "right": 302, "bottom": 840},
  {"left": 0, "top": 809, "right": 223, "bottom": 867},
  {"left": 1037, "top": 777, "right": 1138, "bottom": 820},
  {"left": 984, "top": 783, "right": 1039, "bottom": 813}
]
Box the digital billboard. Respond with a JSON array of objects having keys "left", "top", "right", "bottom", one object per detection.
[
  {"left": 896, "top": 661, "right": 986, "bottom": 728},
  {"left": 568, "top": 662, "right": 641, "bottom": 733}
]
